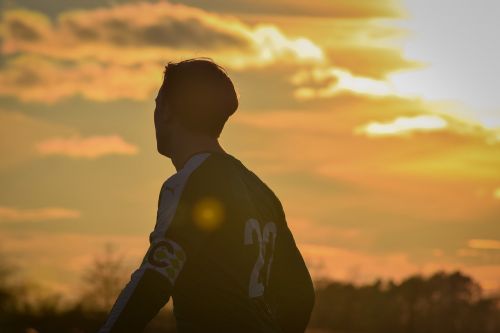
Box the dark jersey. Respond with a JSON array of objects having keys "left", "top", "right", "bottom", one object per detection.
[{"left": 98, "top": 151, "right": 315, "bottom": 333}]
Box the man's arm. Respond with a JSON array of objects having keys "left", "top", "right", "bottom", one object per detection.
[
  {"left": 98, "top": 181, "right": 187, "bottom": 333},
  {"left": 97, "top": 256, "right": 173, "bottom": 333},
  {"left": 266, "top": 201, "right": 316, "bottom": 333},
  {"left": 98, "top": 153, "right": 216, "bottom": 332}
]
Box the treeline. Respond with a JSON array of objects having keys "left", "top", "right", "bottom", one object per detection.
[
  {"left": 310, "top": 271, "right": 500, "bottom": 333},
  {"left": 0, "top": 245, "right": 498, "bottom": 333}
]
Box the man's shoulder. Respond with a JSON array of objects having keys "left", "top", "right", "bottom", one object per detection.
[
  {"left": 168, "top": 152, "right": 284, "bottom": 213},
  {"left": 166, "top": 152, "right": 241, "bottom": 202},
  {"left": 236, "top": 160, "right": 281, "bottom": 199},
  {"left": 226, "top": 156, "right": 286, "bottom": 218},
  {"left": 187, "top": 152, "right": 237, "bottom": 186}
]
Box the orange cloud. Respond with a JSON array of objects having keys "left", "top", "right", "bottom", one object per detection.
[
  {"left": 0, "top": 108, "right": 76, "bottom": 169},
  {"left": 36, "top": 134, "right": 139, "bottom": 159},
  {"left": 0, "top": 206, "right": 81, "bottom": 222},
  {"left": 467, "top": 239, "right": 500, "bottom": 250},
  {"left": 0, "top": 3, "right": 327, "bottom": 102},
  {"left": 291, "top": 67, "right": 398, "bottom": 99},
  {"left": 0, "top": 54, "right": 163, "bottom": 103},
  {"left": 353, "top": 103, "right": 500, "bottom": 145}
]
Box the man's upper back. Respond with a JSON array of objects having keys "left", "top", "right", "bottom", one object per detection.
[{"left": 162, "top": 151, "right": 315, "bottom": 333}]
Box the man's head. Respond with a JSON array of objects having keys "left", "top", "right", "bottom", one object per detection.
[{"left": 154, "top": 57, "right": 239, "bottom": 157}]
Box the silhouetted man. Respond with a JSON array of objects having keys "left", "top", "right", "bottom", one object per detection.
[{"left": 98, "top": 58, "right": 315, "bottom": 333}]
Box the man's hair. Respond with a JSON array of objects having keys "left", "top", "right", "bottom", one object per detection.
[{"left": 161, "top": 57, "right": 239, "bottom": 139}]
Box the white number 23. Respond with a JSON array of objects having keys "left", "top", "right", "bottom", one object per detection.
[{"left": 244, "top": 218, "right": 277, "bottom": 298}]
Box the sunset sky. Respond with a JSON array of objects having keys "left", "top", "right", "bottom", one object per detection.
[{"left": 0, "top": 0, "right": 499, "bottom": 300}]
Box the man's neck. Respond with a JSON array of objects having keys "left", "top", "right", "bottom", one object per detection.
[{"left": 172, "top": 142, "right": 226, "bottom": 172}]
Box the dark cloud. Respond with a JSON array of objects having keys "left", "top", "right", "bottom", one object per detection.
[
  {"left": 59, "top": 12, "right": 252, "bottom": 50},
  {"left": 12, "top": 68, "right": 43, "bottom": 86},
  {"left": 62, "top": 20, "right": 100, "bottom": 41},
  {"left": 7, "top": 19, "right": 41, "bottom": 41},
  {"left": 168, "top": 0, "right": 404, "bottom": 18},
  {"left": 138, "top": 18, "right": 249, "bottom": 49}
]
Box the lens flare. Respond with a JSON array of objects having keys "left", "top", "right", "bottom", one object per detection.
[{"left": 192, "top": 196, "right": 225, "bottom": 231}]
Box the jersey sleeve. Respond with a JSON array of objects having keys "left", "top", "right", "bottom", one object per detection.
[
  {"left": 98, "top": 162, "right": 217, "bottom": 333},
  {"left": 266, "top": 202, "right": 316, "bottom": 333}
]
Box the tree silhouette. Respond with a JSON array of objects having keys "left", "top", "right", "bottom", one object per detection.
[
  {"left": 0, "top": 253, "right": 18, "bottom": 316},
  {"left": 0, "top": 250, "right": 37, "bottom": 316},
  {"left": 77, "top": 242, "right": 128, "bottom": 313}
]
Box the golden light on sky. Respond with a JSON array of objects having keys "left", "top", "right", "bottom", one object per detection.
[
  {"left": 0, "top": 0, "right": 498, "bottom": 299},
  {"left": 389, "top": 0, "right": 500, "bottom": 128}
]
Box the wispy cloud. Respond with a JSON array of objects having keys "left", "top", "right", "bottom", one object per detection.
[
  {"left": 354, "top": 115, "right": 448, "bottom": 137},
  {"left": 290, "top": 67, "right": 398, "bottom": 100},
  {"left": 353, "top": 112, "right": 500, "bottom": 145},
  {"left": 0, "top": 206, "right": 81, "bottom": 222},
  {"left": 0, "top": 108, "right": 77, "bottom": 169},
  {"left": 468, "top": 239, "right": 500, "bottom": 250},
  {"left": 35, "top": 134, "right": 139, "bottom": 159}
]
